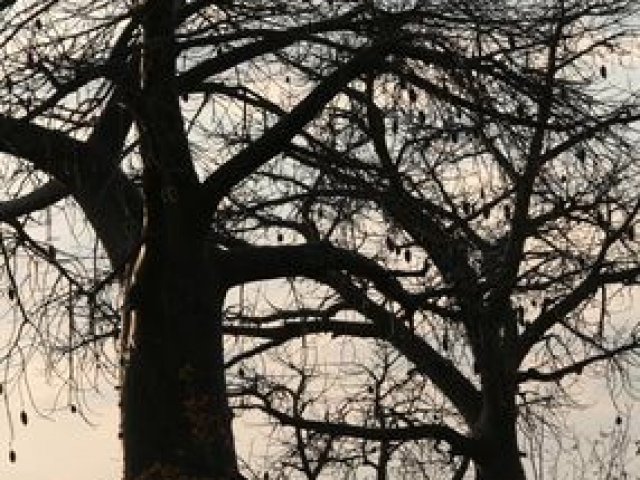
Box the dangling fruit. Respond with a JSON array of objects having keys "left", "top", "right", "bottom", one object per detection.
[
  {"left": 386, "top": 236, "right": 395, "bottom": 252},
  {"left": 9, "top": 450, "right": 16, "bottom": 463},
  {"left": 20, "top": 411, "right": 27, "bottom": 426},
  {"left": 442, "top": 331, "right": 449, "bottom": 351}
]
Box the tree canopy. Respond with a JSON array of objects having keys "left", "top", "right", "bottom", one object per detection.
[{"left": 1, "top": 1, "right": 640, "bottom": 479}]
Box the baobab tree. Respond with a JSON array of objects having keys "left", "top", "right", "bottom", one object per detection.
[
  {"left": 218, "top": 1, "right": 640, "bottom": 479},
  {"left": 0, "top": 1, "right": 382, "bottom": 478},
  {"left": 0, "top": 1, "right": 639, "bottom": 480}
]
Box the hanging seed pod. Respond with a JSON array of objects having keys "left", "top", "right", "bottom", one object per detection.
[
  {"left": 20, "top": 411, "right": 27, "bottom": 426},
  {"left": 47, "top": 244, "right": 56, "bottom": 260},
  {"left": 26, "top": 49, "right": 35, "bottom": 68},
  {"left": 35, "top": 18, "right": 42, "bottom": 29},
  {"left": 238, "top": 367, "right": 245, "bottom": 378},
  {"left": 385, "top": 236, "right": 395, "bottom": 252},
  {"left": 600, "top": 65, "right": 607, "bottom": 79},
  {"left": 8, "top": 289, "right": 15, "bottom": 301},
  {"left": 442, "top": 332, "right": 449, "bottom": 351},
  {"left": 70, "top": 404, "right": 77, "bottom": 413},
  {"left": 9, "top": 450, "right": 16, "bottom": 463},
  {"left": 404, "top": 249, "right": 412, "bottom": 263},
  {"left": 367, "top": 385, "right": 374, "bottom": 394},
  {"left": 0, "top": 384, "right": 3, "bottom": 395},
  {"left": 615, "top": 415, "right": 622, "bottom": 426}
]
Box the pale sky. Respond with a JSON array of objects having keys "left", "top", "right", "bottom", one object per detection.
[
  {"left": 0, "top": 371, "right": 637, "bottom": 479},
  {"left": 1, "top": 10, "right": 640, "bottom": 480},
  {"left": 0, "top": 390, "right": 120, "bottom": 480}
]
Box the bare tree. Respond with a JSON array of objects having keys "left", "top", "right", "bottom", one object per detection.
[
  {"left": 1, "top": 1, "right": 640, "bottom": 480},
  {"left": 0, "top": 1, "right": 379, "bottom": 478},
  {"left": 219, "top": 1, "right": 640, "bottom": 479}
]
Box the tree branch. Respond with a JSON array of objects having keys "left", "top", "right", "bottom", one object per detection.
[{"left": 201, "top": 46, "right": 384, "bottom": 216}]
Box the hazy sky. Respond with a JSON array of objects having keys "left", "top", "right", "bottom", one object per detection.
[
  {"left": 2, "top": 11, "right": 640, "bottom": 480},
  {"left": 0, "top": 376, "right": 636, "bottom": 479},
  {"left": 0, "top": 391, "right": 120, "bottom": 480}
]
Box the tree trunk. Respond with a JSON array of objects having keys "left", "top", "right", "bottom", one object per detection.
[
  {"left": 473, "top": 311, "right": 526, "bottom": 480},
  {"left": 121, "top": 232, "right": 241, "bottom": 479},
  {"left": 118, "top": 2, "right": 242, "bottom": 478},
  {"left": 474, "top": 413, "right": 526, "bottom": 480}
]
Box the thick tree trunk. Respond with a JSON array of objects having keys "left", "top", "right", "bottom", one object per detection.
[
  {"left": 118, "top": 2, "right": 242, "bottom": 478},
  {"left": 473, "top": 411, "right": 526, "bottom": 480},
  {"left": 472, "top": 311, "right": 526, "bottom": 480},
  {"left": 121, "top": 235, "right": 241, "bottom": 479}
]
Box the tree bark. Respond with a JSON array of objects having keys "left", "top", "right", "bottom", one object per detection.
[
  {"left": 473, "top": 313, "right": 526, "bottom": 480},
  {"left": 119, "top": 2, "right": 241, "bottom": 477},
  {"left": 473, "top": 412, "right": 526, "bottom": 480},
  {"left": 121, "top": 233, "right": 241, "bottom": 479}
]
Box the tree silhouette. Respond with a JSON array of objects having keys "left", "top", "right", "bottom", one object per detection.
[{"left": 0, "top": 1, "right": 639, "bottom": 479}]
